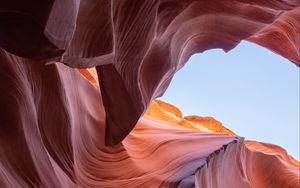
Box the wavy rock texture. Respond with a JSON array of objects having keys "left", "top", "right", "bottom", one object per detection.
[
  {"left": 1, "top": 0, "right": 299, "bottom": 144},
  {"left": 0, "top": 50, "right": 299, "bottom": 187},
  {"left": 0, "top": 1, "right": 300, "bottom": 187}
]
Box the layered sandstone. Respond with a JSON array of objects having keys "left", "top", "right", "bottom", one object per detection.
[
  {"left": 1, "top": 0, "right": 299, "bottom": 145},
  {"left": 0, "top": 1, "right": 299, "bottom": 187}
]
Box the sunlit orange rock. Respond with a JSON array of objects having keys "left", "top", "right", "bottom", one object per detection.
[
  {"left": 78, "top": 68, "right": 99, "bottom": 87},
  {"left": 184, "top": 116, "right": 236, "bottom": 136},
  {"left": 145, "top": 100, "right": 182, "bottom": 124},
  {"left": 145, "top": 100, "right": 236, "bottom": 134}
]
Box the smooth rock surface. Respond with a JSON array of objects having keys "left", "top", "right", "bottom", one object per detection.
[
  {"left": 1, "top": 1, "right": 299, "bottom": 144},
  {"left": 0, "top": 1, "right": 299, "bottom": 187}
]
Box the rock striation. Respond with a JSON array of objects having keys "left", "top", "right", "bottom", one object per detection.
[
  {"left": 0, "top": 1, "right": 299, "bottom": 187},
  {"left": 1, "top": 0, "right": 300, "bottom": 145}
]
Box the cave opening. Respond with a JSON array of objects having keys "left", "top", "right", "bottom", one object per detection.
[{"left": 159, "top": 41, "right": 300, "bottom": 159}]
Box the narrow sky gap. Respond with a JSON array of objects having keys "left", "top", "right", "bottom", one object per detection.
[{"left": 159, "top": 41, "right": 300, "bottom": 159}]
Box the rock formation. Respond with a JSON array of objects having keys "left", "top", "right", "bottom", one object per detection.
[{"left": 0, "top": 0, "right": 299, "bottom": 187}]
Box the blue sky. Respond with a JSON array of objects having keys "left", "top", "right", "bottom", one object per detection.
[{"left": 159, "top": 41, "right": 300, "bottom": 159}]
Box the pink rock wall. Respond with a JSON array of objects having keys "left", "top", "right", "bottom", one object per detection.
[{"left": 0, "top": 1, "right": 299, "bottom": 187}]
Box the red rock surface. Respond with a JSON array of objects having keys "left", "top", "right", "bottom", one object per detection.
[
  {"left": 2, "top": 0, "right": 300, "bottom": 144},
  {"left": 0, "top": 1, "right": 299, "bottom": 187}
]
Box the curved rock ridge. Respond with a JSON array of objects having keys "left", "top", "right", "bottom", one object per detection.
[
  {"left": 1, "top": 1, "right": 299, "bottom": 144},
  {"left": 184, "top": 116, "right": 236, "bottom": 136},
  {"left": 145, "top": 100, "right": 236, "bottom": 135},
  {"left": 0, "top": 49, "right": 299, "bottom": 187}
]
